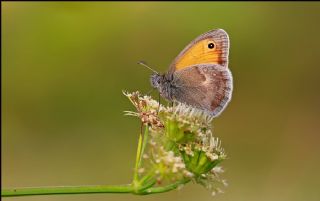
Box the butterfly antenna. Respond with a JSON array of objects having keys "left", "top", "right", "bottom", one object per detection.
[{"left": 137, "top": 61, "right": 158, "bottom": 74}]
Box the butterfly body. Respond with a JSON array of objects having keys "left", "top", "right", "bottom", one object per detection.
[
  {"left": 150, "top": 73, "right": 175, "bottom": 101},
  {"left": 150, "top": 29, "right": 233, "bottom": 117}
]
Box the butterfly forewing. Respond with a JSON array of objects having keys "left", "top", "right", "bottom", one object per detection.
[{"left": 169, "top": 29, "right": 230, "bottom": 74}]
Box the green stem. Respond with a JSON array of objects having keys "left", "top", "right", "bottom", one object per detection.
[
  {"left": 133, "top": 131, "right": 143, "bottom": 182},
  {"left": 146, "top": 178, "right": 191, "bottom": 194},
  {"left": 1, "top": 178, "right": 191, "bottom": 197},
  {"left": 139, "top": 167, "right": 156, "bottom": 186},
  {"left": 139, "top": 126, "right": 149, "bottom": 167},
  {"left": 1, "top": 184, "right": 133, "bottom": 197}
]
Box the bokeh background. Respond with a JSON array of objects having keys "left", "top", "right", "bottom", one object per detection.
[{"left": 2, "top": 2, "right": 320, "bottom": 201}]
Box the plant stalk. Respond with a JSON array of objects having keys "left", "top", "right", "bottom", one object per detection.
[
  {"left": 2, "top": 179, "right": 191, "bottom": 197},
  {"left": 2, "top": 184, "right": 133, "bottom": 197}
]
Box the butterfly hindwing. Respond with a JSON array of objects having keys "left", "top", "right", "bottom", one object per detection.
[{"left": 172, "top": 64, "right": 233, "bottom": 117}]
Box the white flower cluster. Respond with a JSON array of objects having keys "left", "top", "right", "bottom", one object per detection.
[{"left": 124, "top": 91, "right": 227, "bottom": 195}]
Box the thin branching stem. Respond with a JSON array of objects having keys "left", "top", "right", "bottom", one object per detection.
[
  {"left": 139, "top": 126, "right": 149, "bottom": 167},
  {"left": 133, "top": 132, "right": 143, "bottom": 182},
  {"left": 146, "top": 178, "right": 191, "bottom": 194},
  {"left": 1, "top": 179, "right": 191, "bottom": 197},
  {"left": 1, "top": 185, "right": 134, "bottom": 197}
]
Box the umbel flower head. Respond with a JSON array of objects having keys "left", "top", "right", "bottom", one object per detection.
[{"left": 124, "top": 91, "right": 227, "bottom": 196}]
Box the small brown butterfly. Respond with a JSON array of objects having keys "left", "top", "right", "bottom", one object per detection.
[{"left": 149, "top": 29, "right": 233, "bottom": 117}]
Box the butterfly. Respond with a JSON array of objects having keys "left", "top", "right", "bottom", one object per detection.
[{"left": 149, "top": 29, "right": 233, "bottom": 117}]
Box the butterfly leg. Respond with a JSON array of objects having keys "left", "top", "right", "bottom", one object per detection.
[
  {"left": 146, "top": 88, "right": 155, "bottom": 96},
  {"left": 157, "top": 92, "right": 161, "bottom": 114}
]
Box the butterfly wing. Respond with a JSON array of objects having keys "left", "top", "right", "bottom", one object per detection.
[
  {"left": 168, "top": 29, "right": 229, "bottom": 74},
  {"left": 172, "top": 64, "right": 233, "bottom": 117}
]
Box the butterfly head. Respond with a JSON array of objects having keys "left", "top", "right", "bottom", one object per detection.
[
  {"left": 150, "top": 73, "right": 175, "bottom": 101},
  {"left": 150, "top": 73, "right": 163, "bottom": 89}
]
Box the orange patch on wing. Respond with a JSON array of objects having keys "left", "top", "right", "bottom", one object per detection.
[{"left": 175, "top": 39, "right": 223, "bottom": 70}]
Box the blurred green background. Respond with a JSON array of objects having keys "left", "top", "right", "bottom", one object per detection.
[{"left": 2, "top": 2, "right": 320, "bottom": 201}]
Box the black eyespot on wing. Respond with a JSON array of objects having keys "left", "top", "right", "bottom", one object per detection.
[{"left": 208, "top": 43, "right": 215, "bottom": 49}]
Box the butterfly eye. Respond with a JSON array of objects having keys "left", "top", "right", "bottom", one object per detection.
[{"left": 208, "top": 42, "right": 215, "bottom": 49}]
